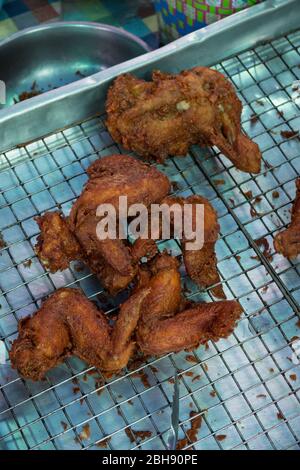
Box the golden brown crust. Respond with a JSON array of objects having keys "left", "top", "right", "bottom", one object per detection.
[
  {"left": 106, "top": 68, "right": 261, "bottom": 173},
  {"left": 35, "top": 155, "right": 170, "bottom": 294},
  {"left": 9, "top": 287, "right": 150, "bottom": 380},
  {"left": 35, "top": 212, "right": 83, "bottom": 272},
  {"left": 10, "top": 254, "right": 242, "bottom": 380},
  {"left": 160, "top": 195, "right": 225, "bottom": 298},
  {"left": 274, "top": 178, "right": 300, "bottom": 259},
  {"left": 137, "top": 300, "right": 242, "bottom": 356}
]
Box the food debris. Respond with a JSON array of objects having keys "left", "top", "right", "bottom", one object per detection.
[
  {"left": 192, "top": 375, "right": 202, "bottom": 382},
  {"left": 291, "top": 336, "right": 300, "bottom": 342},
  {"left": 96, "top": 437, "right": 111, "bottom": 448},
  {"left": 125, "top": 427, "right": 152, "bottom": 443},
  {"left": 14, "top": 81, "right": 42, "bottom": 103},
  {"left": 261, "top": 285, "right": 269, "bottom": 293},
  {"left": 74, "top": 262, "right": 85, "bottom": 272},
  {"left": 149, "top": 365, "right": 159, "bottom": 374},
  {"left": 256, "top": 394, "right": 267, "bottom": 398},
  {"left": 256, "top": 99, "right": 264, "bottom": 106},
  {"left": 216, "top": 434, "right": 227, "bottom": 442},
  {"left": 0, "top": 232, "right": 6, "bottom": 249},
  {"left": 250, "top": 206, "right": 260, "bottom": 218},
  {"left": 277, "top": 411, "right": 284, "bottom": 420},
  {"left": 128, "top": 356, "right": 146, "bottom": 371},
  {"left": 176, "top": 411, "right": 202, "bottom": 450},
  {"left": 272, "top": 191, "right": 280, "bottom": 199},
  {"left": 186, "top": 354, "right": 198, "bottom": 363},
  {"left": 296, "top": 319, "right": 300, "bottom": 328},
  {"left": 229, "top": 197, "right": 235, "bottom": 206},
  {"left": 214, "top": 179, "right": 225, "bottom": 186},
  {"left": 235, "top": 255, "right": 241, "bottom": 261},
  {"left": 254, "top": 196, "right": 262, "bottom": 204},
  {"left": 203, "top": 363, "right": 209, "bottom": 371},
  {"left": 184, "top": 371, "right": 194, "bottom": 377},
  {"left": 132, "top": 370, "right": 151, "bottom": 388},
  {"left": 23, "top": 259, "right": 32, "bottom": 268},
  {"left": 277, "top": 110, "right": 285, "bottom": 119},
  {"left": 79, "top": 423, "right": 91, "bottom": 441},
  {"left": 244, "top": 190, "right": 253, "bottom": 200},
  {"left": 255, "top": 237, "right": 273, "bottom": 261},
  {"left": 61, "top": 421, "right": 68, "bottom": 431},
  {"left": 210, "top": 390, "right": 217, "bottom": 397},
  {"left": 280, "top": 130, "right": 299, "bottom": 140},
  {"left": 95, "top": 378, "right": 105, "bottom": 396},
  {"left": 250, "top": 113, "right": 258, "bottom": 125},
  {"left": 75, "top": 70, "right": 87, "bottom": 78},
  {"left": 289, "top": 374, "right": 297, "bottom": 381}
]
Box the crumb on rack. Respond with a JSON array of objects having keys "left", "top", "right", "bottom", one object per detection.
[
  {"left": 255, "top": 237, "right": 273, "bottom": 261},
  {"left": 186, "top": 354, "right": 198, "bottom": 363},
  {"left": 125, "top": 427, "right": 152, "bottom": 443},
  {"left": 176, "top": 411, "right": 202, "bottom": 450},
  {"left": 214, "top": 179, "right": 225, "bottom": 186},
  {"left": 96, "top": 437, "right": 111, "bottom": 448},
  {"left": 280, "top": 130, "right": 299, "bottom": 140},
  {"left": 250, "top": 113, "right": 258, "bottom": 125},
  {"left": 23, "top": 259, "right": 32, "bottom": 268},
  {"left": 61, "top": 421, "right": 68, "bottom": 431}
]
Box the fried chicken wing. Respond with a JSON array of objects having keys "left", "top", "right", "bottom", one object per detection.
[
  {"left": 136, "top": 253, "right": 241, "bottom": 356},
  {"left": 161, "top": 195, "right": 225, "bottom": 298},
  {"left": 35, "top": 155, "right": 170, "bottom": 294},
  {"left": 9, "top": 287, "right": 150, "bottom": 380},
  {"left": 35, "top": 154, "right": 225, "bottom": 296},
  {"left": 138, "top": 301, "right": 242, "bottom": 356},
  {"left": 274, "top": 178, "right": 300, "bottom": 259},
  {"left": 106, "top": 67, "right": 261, "bottom": 173},
  {"left": 10, "top": 254, "right": 242, "bottom": 380}
]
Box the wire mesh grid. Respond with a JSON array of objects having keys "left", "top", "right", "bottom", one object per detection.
[{"left": 0, "top": 29, "right": 300, "bottom": 451}]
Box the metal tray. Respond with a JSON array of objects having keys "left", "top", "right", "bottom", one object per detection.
[
  {"left": 0, "top": 0, "right": 300, "bottom": 450},
  {"left": 0, "top": 21, "right": 150, "bottom": 109}
]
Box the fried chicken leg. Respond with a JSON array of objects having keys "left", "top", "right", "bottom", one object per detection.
[
  {"left": 274, "top": 178, "right": 300, "bottom": 259},
  {"left": 106, "top": 68, "right": 261, "bottom": 173}
]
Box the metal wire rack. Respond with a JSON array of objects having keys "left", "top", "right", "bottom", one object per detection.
[{"left": 0, "top": 29, "right": 300, "bottom": 451}]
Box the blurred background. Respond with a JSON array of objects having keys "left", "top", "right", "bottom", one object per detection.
[{"left": 0, "top": 0, "right": 263, "bottom": 48}]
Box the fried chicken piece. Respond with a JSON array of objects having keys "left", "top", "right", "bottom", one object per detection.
[
  {"left": 35, "top": 211, "right": 83, "bottom": 272},
  {"left": 138, "top": 301, "right": 242, "bottom": 356},
  {"left": 136, "top": 253, "right": 241, "bottom": 356},
  {"left": 274, "top": 178, "right": 300, "bottom": 258},
  {"left": 161, "top": 195, "right": 225, "bottom": 298},
  {"left": 106, "top": 67, "right": 261, "bottom": 173},
  {"left": 10, "top": 254, "right": 242, "bottom": 380},
  {"left": 9, "top": 287, "right": 150, "bottom": 381},
  {"left": 35, "top": 155, "right": 170, "bottom": 294}
]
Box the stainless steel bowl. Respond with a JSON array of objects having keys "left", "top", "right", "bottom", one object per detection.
[{"left": 0, "top": 21, "right": 151, "bottom": 107}]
